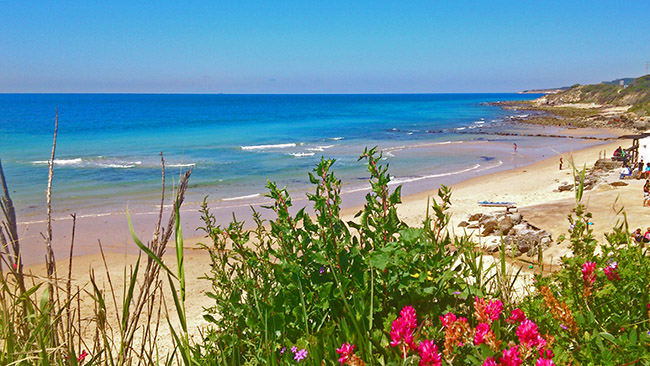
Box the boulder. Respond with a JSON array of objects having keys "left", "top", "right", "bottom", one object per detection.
[
  {"left": 468, "top": 213, "right": 482, "bottom": 221},
  {"left": 509, "top": 223, "right": 532, "bottom": 237},
  {"left": 610, "top": 181, "right": 628, "bottom": 187},
  {"left": 498, "top": 216, "right": 514, "bottom": 235},
  {"left": 633, "top": 119, "right": 649, "bottom": 130},
  {"left": 510, "top": 212, "right": 523, "bottom": 225},
  {"left": 481, "top": 219, "right": 499, "bottom": 236},
  {"left": 479, "top": 213, "right": 496, "bottom": 224},
  {"left": 558, "top": 183, "right": 573, "bottom": 192}
]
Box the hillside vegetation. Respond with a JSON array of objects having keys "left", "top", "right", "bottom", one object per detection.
[{"left": 543, "top": 75, "right": 650, "bottom": 115}]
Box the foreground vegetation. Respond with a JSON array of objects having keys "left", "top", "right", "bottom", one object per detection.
[{"left": 1, "top": 148, "right": 649, "bottom": 365}]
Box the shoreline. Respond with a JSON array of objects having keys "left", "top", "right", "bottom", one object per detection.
[{"left": 17, "top": 125, "right": 629, "bottom": 266}]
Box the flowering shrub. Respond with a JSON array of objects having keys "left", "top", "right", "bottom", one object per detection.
[
  {"left": 198, "top": 149, "right": 486, "bottom": 364},
  {"left": 519, "top": 168, "right": 650, "bottom": 364}
]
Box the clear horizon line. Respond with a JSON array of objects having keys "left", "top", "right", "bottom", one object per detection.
[{"left": 0, "top": 91, "right": 537, "bottom": 95}]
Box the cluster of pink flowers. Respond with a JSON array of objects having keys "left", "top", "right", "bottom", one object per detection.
[
  {"left": 474, "top": 323, "right": 490, "bottom": 345},
  {"left": 536, "top": 349, "right": 556, "bottom": 366},
  {"left": 387, "top": 306, "right": 442, "bottom": 365},
  {"left": 390, "top": 305, "right": 418, "bottom": 350},
  {"left": 417, "top": 339, "right": 442, "bottom": 366},
  {"left": 499, "top": 346, "right": 523, "bottom": 366},
  {"left": 516, "top": 319, "right": 546, "bottom": 349},
  {"left": 474, "top": 297, "right": 503, "bottom": 323},
  {"left": 336, "top": 343, "right": 356, "bottom": 365},
  {"left": 582, "top": 261, "right": 596, "bottom": 285},
  {"left": 341, "top": 300, "right": 560, "bottom": 366},
  {"left": 506, "top": 308, "right": 527, "bottom": 324},
  {"left": 440, "top": 312, "right": 459, "bottom": 327},
  {"left": 603, "top": 261, "right": 621, "bottom": 281}
]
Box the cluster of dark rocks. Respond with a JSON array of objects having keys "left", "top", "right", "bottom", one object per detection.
[
  {"left": 556, "top": 171, "right": 606, "bottom": 192},
  {"left": 459, "top": 211, "right": 552, "bottom": 257}
]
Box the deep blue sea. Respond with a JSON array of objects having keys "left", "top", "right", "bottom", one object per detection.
[{"left": 1, "top": 93, "right": 554, "bottom": 222}]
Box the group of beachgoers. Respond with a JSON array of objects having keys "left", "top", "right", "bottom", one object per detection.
[
  {"left": 617, "top": 146, "right": 650, "bottom": 180},
  {"left": 633, "top": 227, "right": 650, "bottom": 243}
]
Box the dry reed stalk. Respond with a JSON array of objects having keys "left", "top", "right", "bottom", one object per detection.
[
  {"left": 0, "top": 158, "right": 24, "bottom": 292},
  {"left": 66, "top": 214, "right": 77, "bottom": 359},
  {"left": 45, "top": 108, "right": 58, "bottom": 279}
]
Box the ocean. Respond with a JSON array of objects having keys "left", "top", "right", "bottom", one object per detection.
[{"left": 1, "top": 93, "right": 548, "bottom": 220}]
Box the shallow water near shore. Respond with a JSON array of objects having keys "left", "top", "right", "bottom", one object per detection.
[{"left": 0, "top": 93, "right": 618, "bottom": 263}]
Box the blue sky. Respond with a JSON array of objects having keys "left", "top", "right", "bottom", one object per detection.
[{"left": 1, "top": 1, "right": 649, "bottom": 93}]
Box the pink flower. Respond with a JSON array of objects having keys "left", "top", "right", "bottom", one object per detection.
[
  {"left": 336, "top": 343, "right": 355, "bottom": 365},
  {"left": 474, "top": 297, "right": 503, "bottom": 323},
  {"left": 536, "top": 358, "right": 555, "bottom": 366},
  {"left": 486, "top": 299, "right": 503, "bottom": 321},
  {"left": 77, "top": 350, "right": 88, "bottom": 362},
  {"left": 506, "top": 308, "right": 527, "bottom": 324},
  {"left": 582, "top": 261, "right": 596, "bottom": 285},
  {"left": 603, "top": 262, "right": 621, "bottom": 281},
  {"left": 516, "top": 319, "right": 544, "bottom": 348},
  {"left": 482, "top": 357, "right": 499, "bottom": 366},
  {"left": 294, "top": 349, "right": 308, "bottom": 362},
  {"left": 291, "top": 346, "right": 298, "bottom": 353},
  {"left": 417, "top": 339, "right": 442, "bottom": 366},
  {"left": 440, "top": 312, "right": 456, "bottom": 327},
  {"left": 280, "top": 347, "right": 286, "bottom": 354},
  {"left": 499, "top": 346, "right": 523, "bottom": 366},
  {"left": 400, "top": 306, "right": 418, "bottom": 330},
  {"left": 390, "top": 306, "right": 418, "bottom": 351},
  {"left": 474, "top": 323, "right": 490, "bottom": 345}
]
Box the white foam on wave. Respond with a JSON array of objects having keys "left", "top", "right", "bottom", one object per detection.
[
  {"left": 455, "top": 127, "right": 466, "bottom": 131},
  {"left": 32, "top": 158, "right": 144, "bottom": 169},
  {"left": 330, "top": 137, "right": 344, "bottom": 141},
  {"left": 434, "top": 140, "right": 463, "bottom": 145},
  {"left": 98, "top": 163, "right": 136, "bottom": 169},
  {"left": 306, "top": 145, "right": 335, "bottom": 152},
  {"left": 473, "top": 120, "right": 485, "bottom": 125},
  {"left": 32, "top": 158, "right": 83, "bottom": 166},
  {"left": 290, "top": 152, "right": 315, "bottom": 157},
  {"left": 387, "top": 164, "right": 481, "bottom": 186},
  {"left": 222, "top": 193, "right": 260, "bottom": 201},
  {"left": 168, "top": 163, "right": 196, "bottom": 168},
  {"left": 241, "top": 143, "right": 297, "bottom": 150}
]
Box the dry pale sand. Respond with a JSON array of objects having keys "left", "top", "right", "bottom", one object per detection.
[{"left": 24, "top": 131, "right": 640, "bottom": 356}]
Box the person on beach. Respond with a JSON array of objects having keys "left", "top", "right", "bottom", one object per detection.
[
  {"left": 644, "top": 180, "right": 650, "bottom": 207},
  {"left": 641, "top": 227, "right": 650, "bottom": 243},
  {"left": 638, "top": 159, "right": 644, "bottom": 179},
  {"left": 559, "top": 157, "right": 563, "bottom": 170},
  {"left": 645, "top": 163, "right": 650, "bottom": 179},
  {"left": 620, "top": 165, "right": 631, "bottom": 179},
  {"left": 513, "top": 143, "right": 517, "bottom": 153},
  {"left": 633, "top": 228, "right": 644, "bottom": 243}
]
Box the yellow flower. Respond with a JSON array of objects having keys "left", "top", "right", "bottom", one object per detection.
[{"left": 410, "top": 273, "right": 420, "bottom": 279}]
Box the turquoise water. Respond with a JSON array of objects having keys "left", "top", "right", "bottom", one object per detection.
[{"left": 0, "top": 93, "right": 545, "bottom": 221}]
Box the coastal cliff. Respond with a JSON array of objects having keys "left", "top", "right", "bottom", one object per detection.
[
  {"left": 538, "top": 74, "right": 650, "bottom": 116},
  {"left": 495, "top": 75, "right": 650, "bottom": 130}
]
